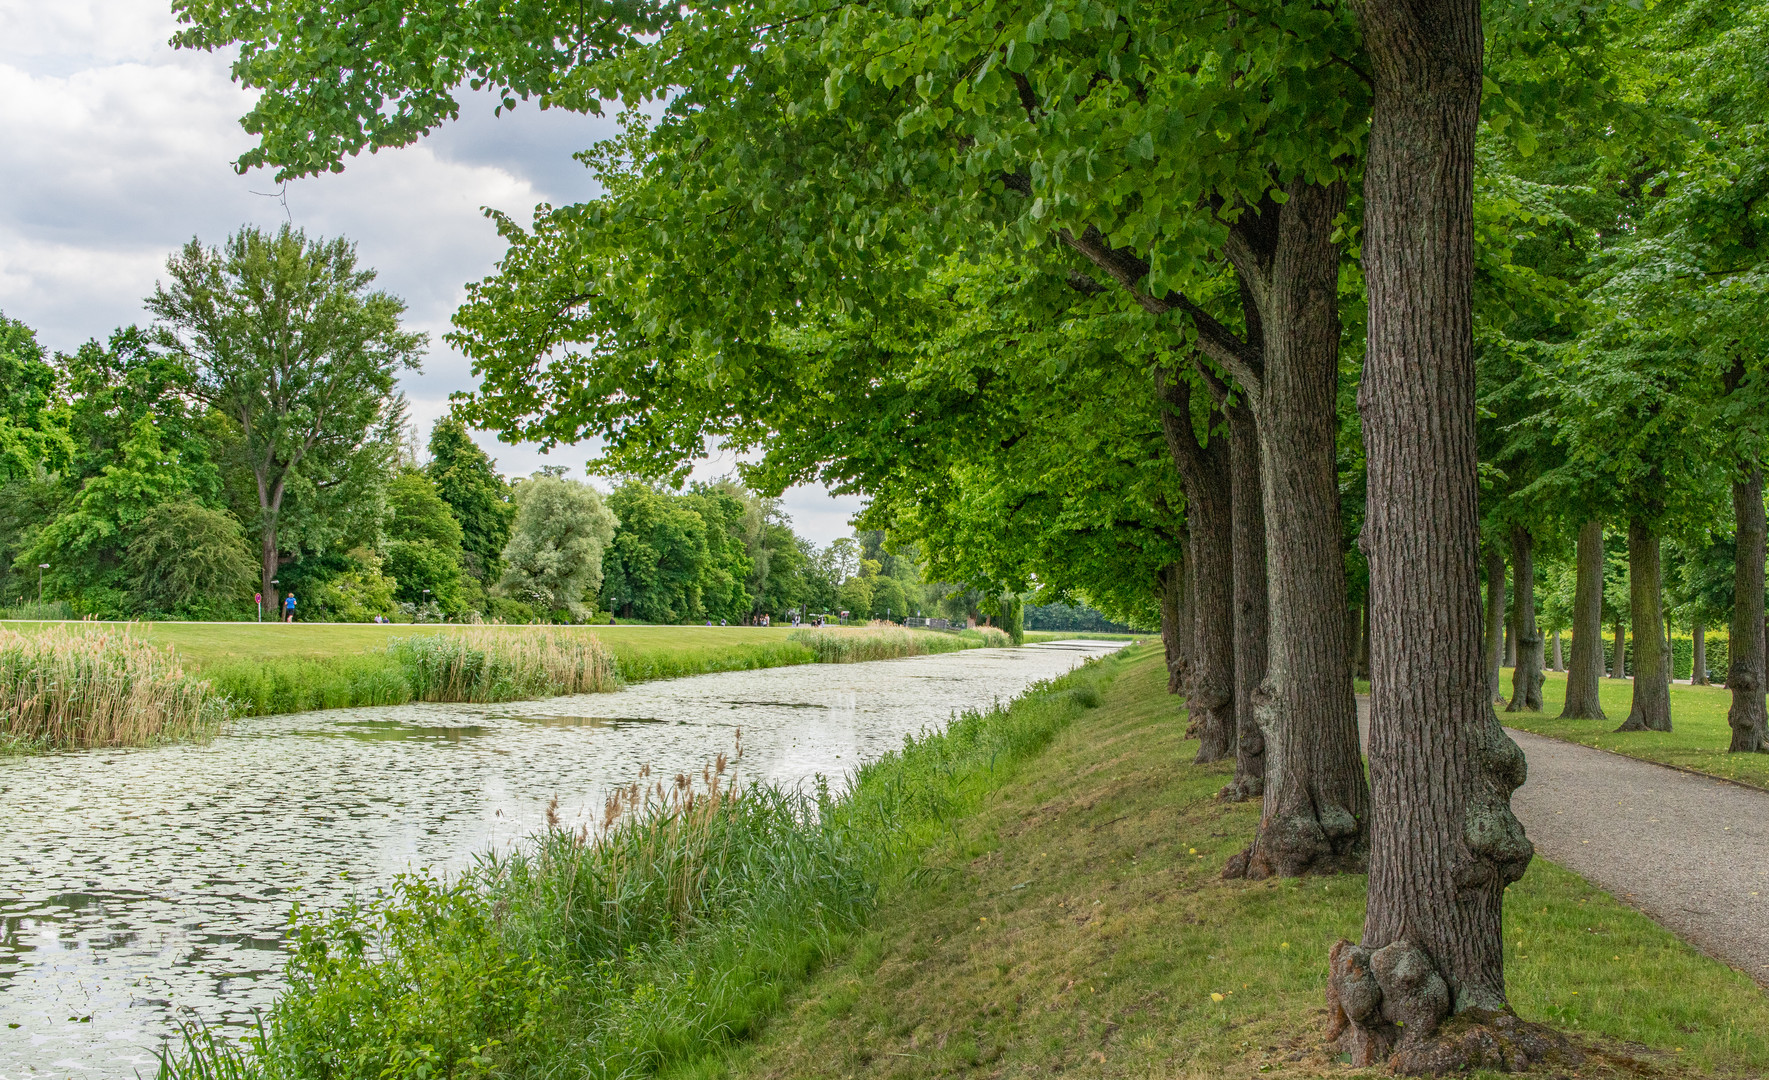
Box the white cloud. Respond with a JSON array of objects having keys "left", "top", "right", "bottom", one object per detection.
[{"left": 0, "top": 0, "right": 862, "bottom": 548}]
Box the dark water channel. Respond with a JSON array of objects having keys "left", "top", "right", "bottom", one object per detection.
[{"left": 0, "top": 639, "right": 1124, "bottom": 1078}]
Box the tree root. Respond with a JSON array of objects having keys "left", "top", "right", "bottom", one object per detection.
[
  {"left": 1221, "top": 802, "right": 1366, "bottom": 879},
  {"left": 1326, "top": 940, "right": 1580, "bottom": 1075}
]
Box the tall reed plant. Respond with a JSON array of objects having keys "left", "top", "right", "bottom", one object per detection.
[
  {"left": 390, "top": 627, "right": 617, "bottom": 703},
  {"left": 788, "top": 625, "right": 977, "bottom": 663},
  {"left": 163, "top": 649, "right": 1131, "bottom": 1080},
  {"left": 0, "top": 625, "right": 229, "bottom": 750}
]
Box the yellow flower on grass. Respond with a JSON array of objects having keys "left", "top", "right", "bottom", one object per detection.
[
  {"left": 1210, "top": 992, "right": 1225, "bottom": 1003},
  {"left": 1189, "top": 848, "right": 1198, "bottom": 855},
  {"left": 1279, "top": 942, "right": 1290, "bottom": 951}
]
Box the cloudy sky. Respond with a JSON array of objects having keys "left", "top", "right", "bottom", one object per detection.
[{"left": 0, "top": 0, "right": 864, "bottom": 545}]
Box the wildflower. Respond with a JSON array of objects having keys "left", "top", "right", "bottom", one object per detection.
[
  {"left": 1279, "top": 942, "right": 1290, "bottom": 951},
  {"left": 1188, "top": 848, "right": 1198, "bottom": 854},
  {"left": 1210, "top": 992, "right": 1224, "bottom": 1003}
]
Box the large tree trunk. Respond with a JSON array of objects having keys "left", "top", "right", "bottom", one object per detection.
[
  {"left": 1222, "top": 401, "right": 1269, "bottom": 801},
  {"left": 1216, "top": 180, "right": 1368, "bottom": 876},
  {"left": 1503, "top": 620, "right": 1515, "bottom": 668},
  {"left": 1506, "top": 528, "right": 1542, "bottom": 712},
  {"left": 1157, "top": 560, "right": 1187, "bottom": 694},
  {"left": 1484, "top": 546, "right": 1506, "bottom": 703},
  {"left": 1729, "top": 467, "right": 1767, "bottom": 752},
  {"left": 1551, "top": 631, "right": 1563, "bottom": 672},
  {"left": 1560, "top": 520, "right": 1606, "bottom": 719},
  {"left": 1617, "top": 519, "right": 1672, "bottom": 732},
  {"left": 1691, "top": 621, "right": 1706, "bottom": 685},
  {"left": 1330, "top": 2, "right": 1546, "bottom": 1070},
  {"left": 1156, "top": 375, "right": 1235, "bottom": 763},
  {"left": 1356, "top": 601, "right": 1372, "bottom": 680}
]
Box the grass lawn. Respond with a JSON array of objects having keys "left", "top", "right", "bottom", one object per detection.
[
  {"left": 1500, "top": 668, "right": 1769, "bottom": 791},
  {"left": 714, "top": 648, "right": 1769, "bottom": 1079}
]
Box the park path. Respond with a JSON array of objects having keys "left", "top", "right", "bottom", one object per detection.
[{"left": 1356, "top": 697, "right": 1769, "bottom": 984}]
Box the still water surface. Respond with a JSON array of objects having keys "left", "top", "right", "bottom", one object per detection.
[{"left": 0, "top": 639, "right": 1122, "bottom": 1078}]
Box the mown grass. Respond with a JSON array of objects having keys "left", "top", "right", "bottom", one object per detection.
[
  {"left": 163, "top": 642, "right": 1127, "bottom": 1080},
  {"left": 714, "top": 650, "right": 1769, "bottom": 1080},
  {"left": 1501, "top": 668, "right": 1769, "bottom": 791},
  {"left": 0, "top": 625, "right": 229, "bottom": 751}
]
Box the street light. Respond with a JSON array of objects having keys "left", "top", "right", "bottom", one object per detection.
[{"left": 37, "top": 564, "right": 48, "bottom": 607}]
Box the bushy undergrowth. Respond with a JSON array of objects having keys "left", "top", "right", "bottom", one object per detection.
[
  {"left": 958, "top": 625, "right": 1014, "bottom": 648},
  {"left": 0, "top": 625, "right": 229, "bottom": 750},
  {"left": 162, "top": 652, "right": 1124, "bottom": 1080},
  {"left": 789, "top": 626, "right": 981, "bottom": 663},
  {"left": 206, "top": 629, "right": 617, "bottom": 716}
]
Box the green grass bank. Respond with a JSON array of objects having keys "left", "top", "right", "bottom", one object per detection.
[
  {"left": 1500, "top": 668, "right": 1769, "bottom": 791},
  {"left": 170, "top": 647, "right": 1769, "bottom": 1080}
]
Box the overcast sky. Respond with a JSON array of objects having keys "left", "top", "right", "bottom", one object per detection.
[{"left": 0, "top": 0, "right": 865, "bottom": 546}]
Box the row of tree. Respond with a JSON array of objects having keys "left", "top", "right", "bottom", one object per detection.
[
  {"left": 175, "top": 0, "right": 1769, "bottom": 1067},
  {"left": 0, "top": 232, "right": 984, "bottom": 625}
]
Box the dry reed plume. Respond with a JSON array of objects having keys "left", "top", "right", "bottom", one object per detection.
[{"left": 0, "top": 625, "right": 229, "bottom": 750}]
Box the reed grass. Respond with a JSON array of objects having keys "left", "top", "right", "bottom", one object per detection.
[
  {"left": 787, "top": 626, "right": 981, "bottom": 663},
  {"left": 201, "top": 629, "right": 619, "bottom": 717},
  {"left": 161, "top": 650, "right": 1127, "bottom": 1080},
  {"left": 0, "top": 625, "right": 229, "bottom": 751}
]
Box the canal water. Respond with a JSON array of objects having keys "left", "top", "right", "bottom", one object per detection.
[{"left": 0, "top": 639, "right": 1124, "bottom": 1078}]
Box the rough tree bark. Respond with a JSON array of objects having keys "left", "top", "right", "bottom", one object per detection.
[
  {"left": 1506, "top": 528, "right": 1542, "bottom": 712},
  {"left": 1503, "top": 621, "right": 1515, "bottom": 668},
  {"left": 1155, "top": 374, "right": 1236, "bottom": 763},
  {"left": 1484, "top": 547, "right": 1507, "bottom": 703},
  {"left": 1329, "top": 1, "right": 1563, "bottom": 1071},
  {"left": 1551, "top": 632, "right": 1562, "bottom": 672},
  {"left": 1157, "top": 560, "right": 1187, "bottom": 695},
  {"left": 1357, "top": 602, "right": 1372, "bottom": 681},
  {"left": 1729, "top": 467, "right": 1767, "bottom": 752},
  {"left": 1060, "top": 180, "right": 1366, "bottom": 876},
  {"left": 1221, "top": 398, "right": 1269, "bottom": 801},
  {"left": 1617, "top": 519, "right": 1672, "bottom": 732},
  {"left": 1691, "top": 622, "right": 1706, "bottom": 685},
  {"left": 1612, "top": 620, "right": 1626, "bottom": 678},
  {"left": 1560, "top": 521, "right": 1607, "bottom": 719}
]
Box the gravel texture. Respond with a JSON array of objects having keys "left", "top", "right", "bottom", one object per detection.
[{"left": 1354, "top": 695, "right": 1769, "bottom": 983}]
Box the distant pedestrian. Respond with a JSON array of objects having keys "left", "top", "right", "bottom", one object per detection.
[{"left": 283, "top": 593, "right": 297, "bottom": 623}]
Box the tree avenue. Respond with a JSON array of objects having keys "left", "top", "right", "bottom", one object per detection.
[{"left": 169, "top": 0, "right": 1769, "bottom": 1071}]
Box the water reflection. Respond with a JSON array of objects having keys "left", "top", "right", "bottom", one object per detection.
[{"left": 0, "top": 639, "right": 1123, "bottom": 1078}]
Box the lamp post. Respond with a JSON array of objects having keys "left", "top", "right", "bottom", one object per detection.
[{"left": 37, "top": 564, "right": 48, "bottom": 607}]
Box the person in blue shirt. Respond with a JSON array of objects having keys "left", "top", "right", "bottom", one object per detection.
[{"left": 283, "top": 593, "right": 297, "bottom": 623}]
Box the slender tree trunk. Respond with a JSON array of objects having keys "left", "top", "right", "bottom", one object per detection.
[
  {"left": 1612, "top": 620, "right": 1626, "bottom": 678},
  {"left": 1503, "top": 620, "right": 1515, "bottom": 668},
  {"left": 1330, "top": 2, "right": 1545, "bottom": 1070},
  {"left": 1217, "top": 180, "right": 1368, "bottom": 876},
  {"left": 1156, "top": 375, "right": 1235, "bottom": 763},
  {"left": 1158, "top": 560, "right": 1186, "bottom": 695},
  {"left": 1551, "top": 631, "right": 1562, "bottom": 672},
  {"left": 1561, "top": 521, "right": 1606, "bottom": 719},
  {"left": 1484, "top": 547, "right": 1506, "bottom": 703},
  {"left": 1507, "top": 528, "right": 1542, "bottom": 712},
  {"left": 1729, "top": 468, "right": 1767, "bottom": 751},
  {"left": 260, "top": 520, "right": 280, "bottom": 617},
  {"left": 1617, "top": 519, "right": 1672, "bottom": 732},
  {"left": 1691, "top": 621, "right": 1706, "bottom": 685},
  {"left": 1222, "top": 401, "right": 1269, "bottom": 801}
]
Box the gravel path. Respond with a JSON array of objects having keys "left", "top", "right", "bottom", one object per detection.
[{"left": 1356, "top": 698, "right": 1769, "bottom": 982}]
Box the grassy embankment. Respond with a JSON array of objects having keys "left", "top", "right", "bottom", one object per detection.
[
  {"left": 1500, "top": 668, "right": 1769, "bottom": 791},
  {"left": 172, "top": 646, "right": 1769, "bottom": 1080},
  {"left": 0, "top": 623, "right": 1012, "bottom": 749}
]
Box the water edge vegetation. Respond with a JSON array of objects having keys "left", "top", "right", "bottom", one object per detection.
[
  {"left": 0, "top": 623, "right": 1026, "bottom": 748},
  {"left": 161, "top": 643, "right": 1128, "bottom": 1080}
]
